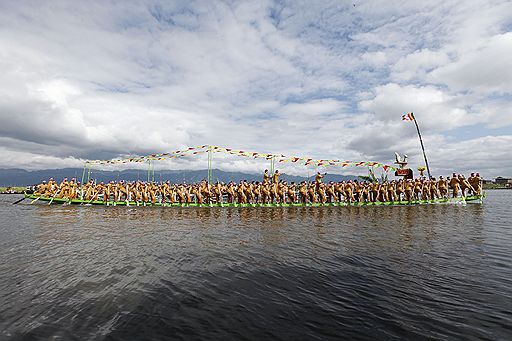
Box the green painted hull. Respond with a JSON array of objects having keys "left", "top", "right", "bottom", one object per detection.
[{"left": 24, "top": 193, "right": 485, "bottom": 207}]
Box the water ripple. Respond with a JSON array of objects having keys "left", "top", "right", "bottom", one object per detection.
[{"left": 0, "top": 192, "right": 511, "bottom": 340}]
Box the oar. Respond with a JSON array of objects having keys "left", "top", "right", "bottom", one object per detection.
[
  {"left": 87, "top": 192, "right": 102, "bottom": 205},
  {"left": 30, "top": 196, "right": 42, "bottom": 204},
  {"left": 48, "top": 190, "right": 61, "bottom": 205},
  {"left": 12, "top": 196, "right": 26, "bottom": 205}
]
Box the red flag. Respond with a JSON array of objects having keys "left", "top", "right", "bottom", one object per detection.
[{"left": 402, "top": 112, "right": 415, "bottom": 121}]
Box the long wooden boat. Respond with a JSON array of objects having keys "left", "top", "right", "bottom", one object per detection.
[{"left": 24, "top": 193, "right": 485, "bottom": 207}]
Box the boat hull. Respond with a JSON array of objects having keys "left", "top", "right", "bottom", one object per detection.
[{"left": 24, "top": 193, "right": 485, "bottom": 207}]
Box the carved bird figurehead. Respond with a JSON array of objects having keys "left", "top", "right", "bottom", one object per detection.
[{"left": 394, "top": 152, "right": 401, "bottom": 163}]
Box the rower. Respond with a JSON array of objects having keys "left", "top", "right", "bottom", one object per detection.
[
  {"left": 315, "top": 172, "right": 325, "bottom": 191},
  {"left": 449, "top": 173, "right": 460, "bottom": 198},
  {"left": 438, "top": 176, "right": 448, "bottom": 198},
  {"left": 263, "top": 169, "right": 270, "bottom": 185}
]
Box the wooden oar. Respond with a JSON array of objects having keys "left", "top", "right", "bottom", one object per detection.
[
  {"left": 12, "top": 196, "right": 26, "bottom": 205},
  {"left": 30, "top": 196, "right": 42, "bottom": 204},
  {"left": 48, "top": 190, "right": 61, "bottom": 205},
  {"left": 86, "top": 192, "right": 102, "bottom": 205}
]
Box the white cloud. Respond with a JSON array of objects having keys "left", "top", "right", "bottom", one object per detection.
[
  {"left": 359, "top": 83, "right": 475, "bottom": 130},
  {"left": 428, "top": 32, "right": 512, "bottom": 94},
  {"left": 391, "top": 49, "right": 450, "bottom": 82}
]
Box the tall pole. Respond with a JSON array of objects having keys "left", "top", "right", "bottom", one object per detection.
[
  {"left": 81, "top": 163, "right": 87, "bottom": 186},
  {"left": 147, "top": 160, "right": 151, "bottom": 182},
  {"left": 207, "top": 146, "right": 213, "bottom": 184},
  {"left": 152, "top": 161, "right": 155, "bottom": 183},
  {"left": 80, "top": 162, "right": 87, "bottom": 200},
  {"left": 411, "top": 112, "right": 432, "bottom": 179}
]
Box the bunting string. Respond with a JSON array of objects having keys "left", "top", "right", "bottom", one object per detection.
[{"left": 86, "top": 145, "right": 395, "bottom": 171}]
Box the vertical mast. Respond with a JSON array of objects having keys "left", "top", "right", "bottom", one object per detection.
[
  {"left": 207, "top": 146, "right": 213, "bottom": 184},
  {"left": 412, "top": 113, "right": 432, "bottom": 179}
]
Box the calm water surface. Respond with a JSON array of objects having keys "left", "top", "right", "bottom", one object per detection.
[{"left": 1, "top": 191, "right": 511, "bottom": 340}]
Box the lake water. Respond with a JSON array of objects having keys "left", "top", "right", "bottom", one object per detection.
[{"left": 1, "top": 191, "right": 511, "bottom": 340}]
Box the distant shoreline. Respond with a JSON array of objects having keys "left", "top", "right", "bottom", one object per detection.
[
  {"left": 483, "top": 184, "right": 512, "bottom": 190},
  {"left": 0, "top": 187, "right": 27, "bottom": 194}
]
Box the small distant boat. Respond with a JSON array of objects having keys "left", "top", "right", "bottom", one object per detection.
[{"left": 23, "top": 193, "right": 485, "bottom": 207}]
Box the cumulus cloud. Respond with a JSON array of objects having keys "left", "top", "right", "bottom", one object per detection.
[
  {"left": 0, "top": 0, "right": 511, "bottom": 178},
  {"left": 428, "top": 32, "right": 512, "bottom": 94}
]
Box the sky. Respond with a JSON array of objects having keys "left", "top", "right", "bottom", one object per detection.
[{"left": 0, "top": 0, "right": 511, "bottom": 178}]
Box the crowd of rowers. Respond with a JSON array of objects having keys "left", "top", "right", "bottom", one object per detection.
[{"left": 33, "top": 170, "right": 483, "bottom": 205}]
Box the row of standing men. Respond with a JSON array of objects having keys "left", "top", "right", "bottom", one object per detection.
[{"left": 33, "top": 170, "right": 482, "bottom": 205}]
